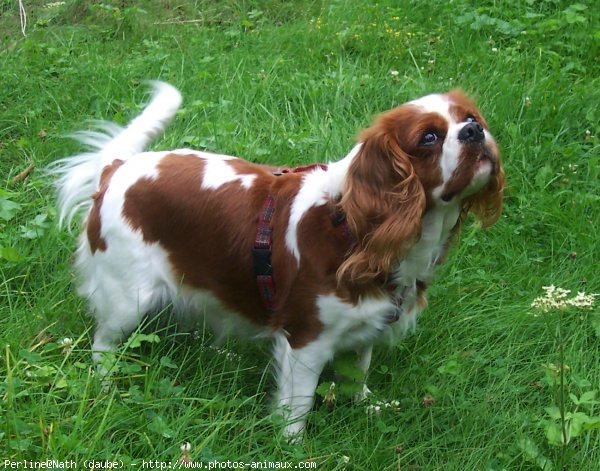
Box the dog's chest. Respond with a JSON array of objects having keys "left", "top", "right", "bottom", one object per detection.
[
  {"left": 316, "top": 205, "right": 462, "bottom": 348},
  {"left": 392, "top": 204, "right": 461, "bottom": 296}
]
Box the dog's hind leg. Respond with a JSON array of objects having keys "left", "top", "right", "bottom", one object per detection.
[
  {"left": 75, "top": 236, "right": 169, "bottom": 377},
  {"left": 86, "top": 281, "right": 152, "bottom": 377},
  {"left": 90, "top": 303, "right": 145, "bottom": 372}
]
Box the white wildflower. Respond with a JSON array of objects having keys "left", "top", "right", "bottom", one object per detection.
[
  {"left": 180, "top": 442, "right": 191, "bottom": 453},
  {"left": 569, "top": 291, "right": 597, "bottom": 309},
  {"left": 376, "top": 400, "right": 394, "bottom": 408},
  {"left": 323, "top": 382, "right": 336, "bottom": 407},
  {"left": 531, "top": 285, "right": 597, "bottom": 314},
  {"left": 366, "top": 398, "right": 400, "bottom": 414},
  {"left": 207, "top": 345, "right": 241, "bottom": 361},
  {"left": 59, "top": 337, "right": 73, "bottom": 355},
  {"left": 366, "top": 404, "right": 381, "bottom": 415},
  {"left": 178, "top": 442, "right": 192, "bottom": 464}
]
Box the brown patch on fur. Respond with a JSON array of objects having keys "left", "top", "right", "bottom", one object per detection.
[
  {"left": 87, "top": 159, "right": 124, "bottom": 253},
  {"left": 441, "top": 152, "right": 480, "bottom": 203},
  {"left": 227, "top": 157, "right": 266, "bottom": 176},
  {"left": 123, "top": 154, "right": 275, "bottom": 325},
  {"left": 397, "top": 108, "right": 447, "bottom": 208},
  {"left": 121, "top": 153, "right": 339, "bottom": 348},
  {"left": 280, "top": 201, "right": 361, "bottom": 345},
  {"left": 446, "top": 89, "right": 490, "bottom": 129},
  {"left": 462, "top": 150, "right": 505, "bottom": 227}
]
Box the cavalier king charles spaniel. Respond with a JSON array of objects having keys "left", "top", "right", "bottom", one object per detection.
[{"left": 54, "top": 82, "right": 504, "bottom": 439}]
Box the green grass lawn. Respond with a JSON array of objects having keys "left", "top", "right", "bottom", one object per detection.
[{"left": 1, "top": 1, "right": 599, "bottom": 469}]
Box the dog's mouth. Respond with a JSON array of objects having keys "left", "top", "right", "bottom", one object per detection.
[
  {"left": 476, "top": 147, "right": 498, "bottom": 167},
  {"left": 440, "top": 151, "right": 495, "bottom": 204}
]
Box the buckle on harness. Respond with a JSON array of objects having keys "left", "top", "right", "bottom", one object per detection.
[{"left": 252, "top": 247, "right": 273, "bottom": 276}]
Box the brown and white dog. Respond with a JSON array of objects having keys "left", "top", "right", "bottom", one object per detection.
[{"left": 54, "top": 82, "right": 503, "bottom": 439}]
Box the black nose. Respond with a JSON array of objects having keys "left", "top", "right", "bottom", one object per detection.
[{"left": 458, "top": 122, "right": 485, "bottom": 143}]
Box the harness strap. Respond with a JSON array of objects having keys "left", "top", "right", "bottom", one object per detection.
[
  {"left": 272, "top": 163, "right": 329, "bottom": 176},
  {"left": 254, "top": 163, "right": 331, "bottom": 311},
  {"left": 254, "top": 194, "right": 277, "bottom": 311}
]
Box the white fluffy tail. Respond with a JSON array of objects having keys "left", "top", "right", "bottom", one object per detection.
[{"left": 52, "top": 81, "right": 182, "bottom": 229}]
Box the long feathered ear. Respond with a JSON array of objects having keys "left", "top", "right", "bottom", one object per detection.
[
  {"left": 464, "top": 153, "right": 505, "bottom": 228},
  {"left": 337, "top": 112, "right": 426, "bottom": 292}
]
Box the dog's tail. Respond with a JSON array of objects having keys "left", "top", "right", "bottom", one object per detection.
[{"left": 51, "top": 81, "right": 182, "bottom": 229}]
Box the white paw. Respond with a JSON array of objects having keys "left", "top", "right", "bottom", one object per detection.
[
  {"left": 282, "top": 421, "right": 305, "bottom": 444},
  {"left": 92, "top": 351, "right": 116, "bottom": 392},
  {"left": 352, "top": 384, "right": 373, "bottom": 404}
]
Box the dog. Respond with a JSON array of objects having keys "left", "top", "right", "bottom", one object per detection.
[{"left": 54, "top": 82, "right": 503, "bottom": 439}]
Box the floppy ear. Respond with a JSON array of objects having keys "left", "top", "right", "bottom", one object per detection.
[
  {"left": 338, "top": 111, "right": 426, "bottom": 292},
  {"left": 464, "top": 154, "right": 505, "bottom": 228}
]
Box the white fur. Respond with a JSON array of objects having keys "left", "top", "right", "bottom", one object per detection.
[
  {"left": 393, "top": 204, "right": 461, "bottom": 285},
  {"left": 439, "top": 131, "right": 462, "bottom": 184},
  {"left": 52, "top": 82, "right": 182, "bottom": 229},
  {"left": 285, "top": 167, "right": 330, "bottom": 262},
  {"left": 273, "top": 332, "right": 333, "bottom": 438},
  {"left": 284, "top": 144, "right": 361, "bottom": 262},
  {"left": 324, "top": 143, "right": 362, "bottom": 198},
  {"left": 201, "top": 156, "right": 256, "bottom": 190},
  {"left": 55, "top": 83, "right": 494, "bottom": 441},
  {"left": 410, "top": 93, "right": 453, "bottom": 122}
]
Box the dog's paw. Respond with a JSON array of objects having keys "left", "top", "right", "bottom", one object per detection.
[
  {"left": 352, "top": 384, "right": 373, "bottom": 404},
  {"left": 282, "top": 421, "right": 305, "bottom": 445}
]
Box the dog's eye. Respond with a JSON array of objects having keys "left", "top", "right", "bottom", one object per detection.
[
  {"left": 420, "top": 131, "right": 438, "bottom": 146},
  {"left": 466, "top": 114, "right": 477, "bottom": 123}
]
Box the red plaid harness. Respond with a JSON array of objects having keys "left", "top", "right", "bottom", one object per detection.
[
  {"left": 253, "top": 193, "right": 278, "bottom": 310},
  {"left": 253, "top": 163, "right": 356, "bottom": 311}
]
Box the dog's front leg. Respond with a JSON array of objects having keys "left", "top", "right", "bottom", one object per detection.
[
  {"left": 353, "top": 344, "right": 374, "bottom": 403},
  {"left": 273, "top": 334, "right": 332, "bottom": 441}
]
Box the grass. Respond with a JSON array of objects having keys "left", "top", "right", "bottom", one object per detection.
[{"left": 1, "top": 0, "right": 599, "bottom": 469}]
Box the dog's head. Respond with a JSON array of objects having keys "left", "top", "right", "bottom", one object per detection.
[{"left": 339, "top": 90, "right": 504, "bottom": 287}]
